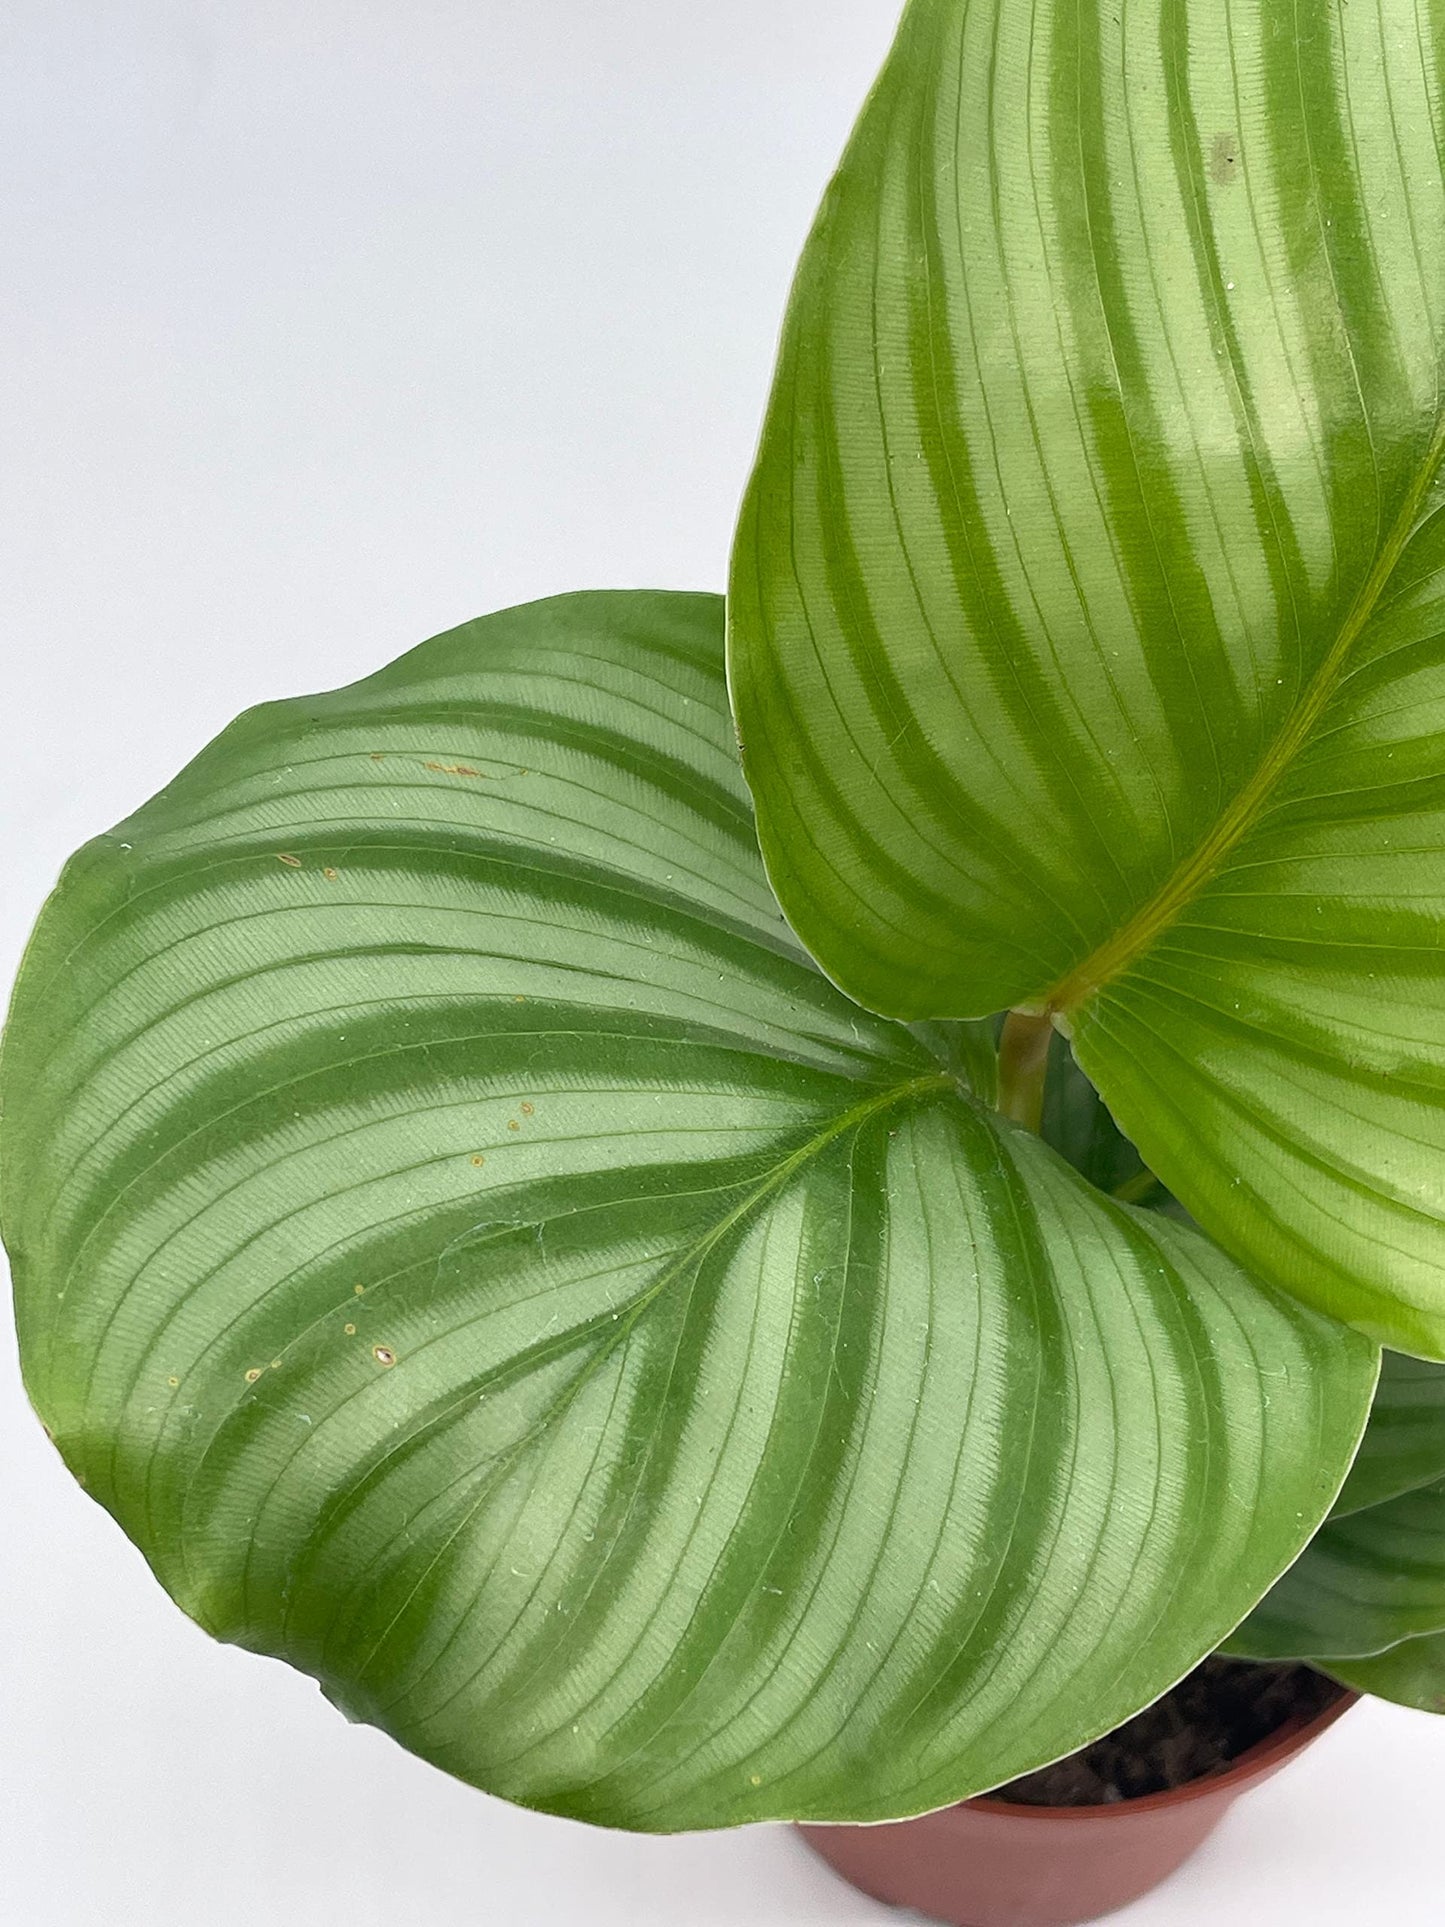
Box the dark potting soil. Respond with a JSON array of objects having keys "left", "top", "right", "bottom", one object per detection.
[{"left": 989, "top": 1657, "right": 1344, "bottom": 1808}]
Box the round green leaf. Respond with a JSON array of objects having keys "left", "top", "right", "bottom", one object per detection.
[
  {"left": 1, "top": 591, "right": 1375, "bottom": 1828},
  {"left": 728, "top": 0, "right": 1445, "bottom": 1356}
]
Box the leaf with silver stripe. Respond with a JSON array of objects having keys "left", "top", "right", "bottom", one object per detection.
[
  {"left": 0, "top": 592, "right": 1375, "bottom": 1827},
  {"left": 729, "top": 0, "right": 1445, "bottom": 1355}
]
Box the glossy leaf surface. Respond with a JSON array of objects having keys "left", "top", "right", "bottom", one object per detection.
[
  {"left": 0, "top": 592, "right": 1375, "bottom": 1828},
  {"left": 729, "top": 0, "right": 1445, "bottom": 1355}
]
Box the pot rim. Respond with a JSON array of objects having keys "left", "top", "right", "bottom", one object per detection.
[{"left": 960, "top": 1682, "right": 1360, "bottom": 1822}]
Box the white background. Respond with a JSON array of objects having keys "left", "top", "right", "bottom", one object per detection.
[{"left": 0, "top": 4, "right": 1438, "bottom": 1922}]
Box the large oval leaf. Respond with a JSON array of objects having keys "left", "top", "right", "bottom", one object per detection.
[
  {"left": 728, "top": 0, "right": 1445, "bottom": 1354},
  {"left": 0, "top": 591, "right": 1374, "bottom": 1828}
]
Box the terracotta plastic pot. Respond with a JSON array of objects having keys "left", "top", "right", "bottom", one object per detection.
[{"left": 798, "top": 1688, "right": 1358, "bottom": 1927}]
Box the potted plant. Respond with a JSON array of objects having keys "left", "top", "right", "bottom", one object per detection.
[{"left": 4, "top": 3, "right": 1445, "bottom": 1924}]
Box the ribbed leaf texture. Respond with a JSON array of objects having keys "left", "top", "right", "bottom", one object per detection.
[
  {"left": 0, "top": 592, "right": 1375, "bottom": 1827},
  {"left": 729, "top": 0, "right": 1445, "bottom": 1356}
]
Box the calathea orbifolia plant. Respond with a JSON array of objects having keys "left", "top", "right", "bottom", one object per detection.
[{"left": 4, "top": 0, "right": 1445, "bottom": 1840}]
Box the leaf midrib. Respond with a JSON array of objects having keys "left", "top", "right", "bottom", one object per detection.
[
  {"left": 299, "top": 1067, "right": 953, "bottom": 1682},
  {"left": 1048, "top": 417, "right": 1445, "bottom": 1017}
]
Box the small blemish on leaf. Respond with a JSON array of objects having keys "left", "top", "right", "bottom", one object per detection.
[
  {"left": 1210, "top": 132, "right": 1240, "bottom": 184},
  {"left": 520, "top": 1101, "right": 535, "bottom": 1117},
  {"left": 275, "top": 852, "right": 303, "bottom": 869},
  {"left": 270, "top": 1359, "right": 282, "bottom": 1371},
  {"left": 244, "top": 1367, "right": 263, "bottom": 1384},
  {"left": 507, "top": 1119, "right": 520, "bottom": 1132},
  {"left": 354, "top": 1284, "right": 366, "bottom": 1296},
  {"left": 344, "top": 1322, "right": 357, "bottom": 1335},
  {"left": 423, "top": 760, "right": 485, "bottom": 778},
  {"left": 323, "top": 867, "right": 340, "bottom": 881},
  {"left": 373, "top": 1345, "right": 397, "bottom": 1368},
  {"left": 471, "top": 1154, "right": 486, "bottom": 1167},
  {"left": 167, "top": 1375, "right": 180, "bottom": 1388},
  {"left": 749, "top": 1774, "right": 762, "bottom": 1787},
  {"left": 370, "top": 751, "right": 386, "bottom": 761}
]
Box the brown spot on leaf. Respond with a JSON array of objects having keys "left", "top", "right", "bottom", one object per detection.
[
  {"left": 507, "top": 1119, "right": 520, "bottom": 1131},
  {"left": 373, "top": 1345, "right": 397, "bottom": 1368},
  {"left": 244, "top": 1367, "right": 263, "bottom": 1384},
  {"left": 1210, "top": 132, "right": 1240, "bottom": 185},
  {"left": 275, "top": 853, "right": 303, "bottom": 869},
  {"left": 344, "top": 1322, "right": 357, "bottom": 1335},
  {"left": 471, "top": 1154, "right": 486, "bottom": 1167},
  {"left": 323, "top": 867, "right": 340, "bottom": 881},
  {"left": 520, "top": 1101, "right": 535, "bottom": 1117}
]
